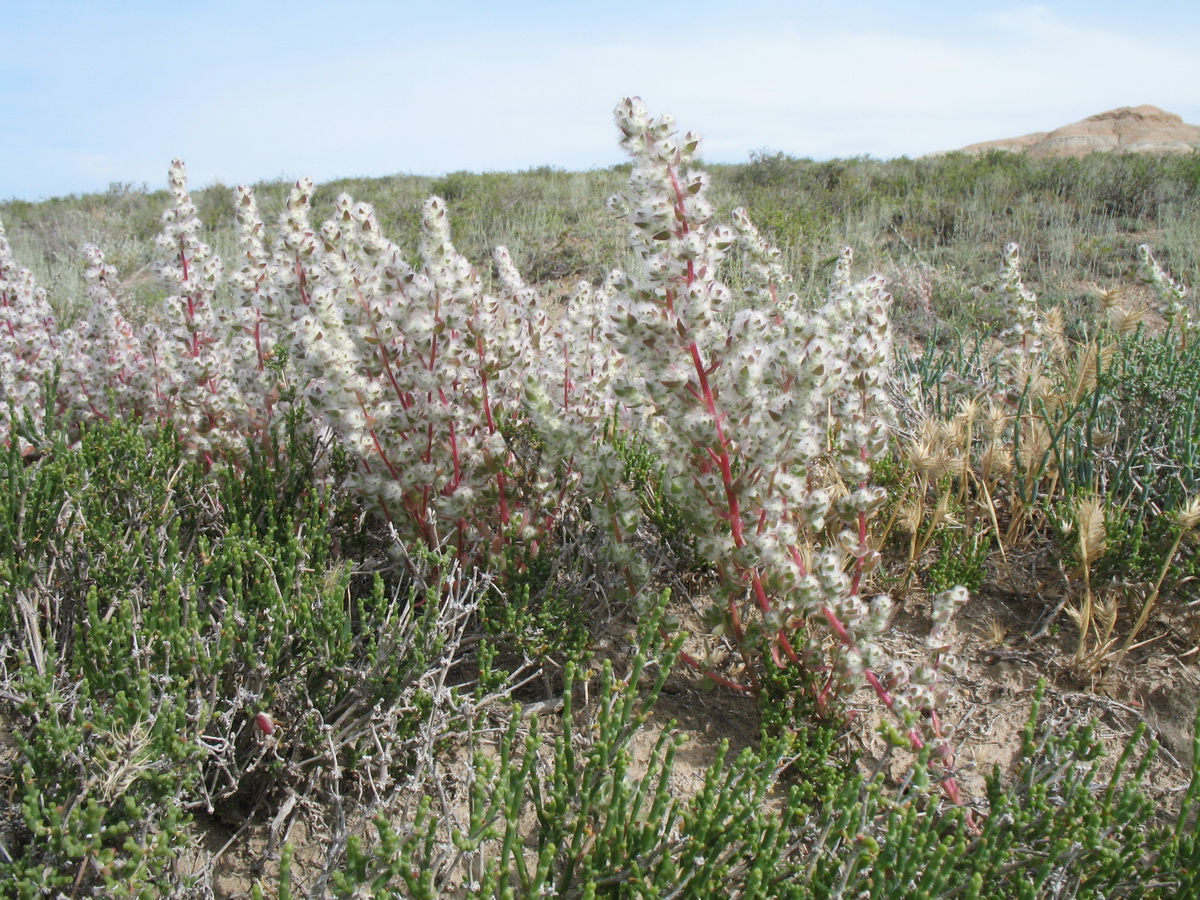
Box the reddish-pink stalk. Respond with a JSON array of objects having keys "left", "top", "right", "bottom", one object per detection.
[
  {"left": 253, "top": 312, "right": 265, "bottom": 371},
  {"left": 474, "top": 327, "right": 510, "bottom": 528},
  {"left": 360, "top": 403, "right": 400, "bottom": 482},
  {"left": 666, "top": 163, "right": 800, "bottom": 668},
  {"left": 446, "top": 418, "right": 462, "bottom": 492},
  {"left": 293, "top": 257, "right": 311, "bottom": 307},
  {"left": 817, "top": 594, "right": 970, "bottom": 814},
  {"left": 675, "top": 647, "right": 753, "bottom": 692},
  {"left": 178, "top": 234, "right": 190, "bottom": 283},
  {"left": 74, "top": 372, "right": 111, "bottom": 423},
  {"left": 659, "top": 155, "right": 969, "bottom": 811},
  {"left": 373, "top": 337, "right": 408, "bottom": 410},
  {"left": 176, "top": 235, "right": 204, "bottom": 360}
]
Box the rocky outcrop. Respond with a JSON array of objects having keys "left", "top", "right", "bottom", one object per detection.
[{"left": 956, "top": 106, "right": 1200, "bottom": 158}]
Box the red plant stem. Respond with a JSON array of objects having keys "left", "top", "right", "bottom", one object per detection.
[
  {"left": 850, "top": 508, "right": 868, "bottom": 595},
  {"left": 447, "top": 418, "right": 462, "bottom": 490},
  {"left": 563, "top": 341, "right": 571, "bottom": 410},
  {"left": 676, "top": 290, "right": 755, "bottom": 653},
  {"left": 812, "top": 390, "right": 963, "bottom": 802},
  {"left": 253, "top": 312, "right": 265, "bottom": 371},
  {"left": 374, "top": 341, "right": 407, "bottom": 407},
  {"left": 687, "top": 342, "right": 744, "bottom": 544},
  {"left": 75, "top": 373, "right": 111, "bottom": 423},
  {"left": 176, "top": 235, "right": 204, "bottom": 359},
  {"left": 363, "top": 417, "right": 400, "bottom": 482},
  {"left": 667, "top": 163, "right": 800, "bottom": 663},
  {"left": 294, "top": 256, "right": 311, "bottom": 306},
  {"left": 474, "top": 329, "right": 510, "bottom": 528},
  {"left": 178, "top": 234, "right": 190, "bottom": 284},
  {"left": 675, "top": 647, "right": 753, "bottom": 692},
  {"left": 817, "top": 600, "right": 969, "bottom": 813},
  {"left": 666, "top": 145, "right": 967, "bottom": 814}
]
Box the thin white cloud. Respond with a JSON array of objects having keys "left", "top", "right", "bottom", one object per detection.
[
  {"left": 3, "top": 3, "right": 1199, "bottom": 199},
  {"left": 564, "top": 14, "right": 1200, "bottom": 159}
]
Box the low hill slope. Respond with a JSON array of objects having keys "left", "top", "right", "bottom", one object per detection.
[{"left": 956, "top": 105, "right": 1200, "bottom": 158}]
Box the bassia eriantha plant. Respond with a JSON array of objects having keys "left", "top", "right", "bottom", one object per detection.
[
  {"left": 295, "top": 189, "right": 529, "bottom": 554},
  {"left": 221, "top": 160, "right": 640, "bottom": 585},
  {"left": 1139, "top": 243, "right": 1195, "bottom": 346},
  {"left": 0, "top": 98, "right": 970, "bottom": 804},
  {"left": 599, "top": 98, "right": 966, "bottom": 797},
  {"left": 0, "top": 160, "right": 283, "bottom": 463},
  {"left": 58, "top": 244, "right": 152, "bottom": 425},
  {"left": 146, "top": 159, "right": 273, "bottom": 463},
  {"left": 250, "top": 176, "right": 635, "bottom": 568},
  {"left": 994, "top": 241, "right": 1045, "bottom": 397},
  {"left": 0, "top": 217, "right": 61, "bottom": 450}
]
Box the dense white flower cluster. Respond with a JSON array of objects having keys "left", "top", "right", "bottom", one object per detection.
[
  {"left": 59, "top": 243, "right": 151, "bottom": 422},
  {"left": 223, "top": 183, "right": 286, "bottom": 420},
  {"left": 227, "top": 181, "right": 618, "bottom": 561},
  {"left": 599, "top": 98, "right": 958, "bottom": 752},
  {"left": 270, "top": 189, "right": 521, "bottom": 551},
  {"left": 0, "top": 162, "right": 289, "bottom": 461},
  {"left": 151, "top": 160, "right": 260, "bottom": 462},
  {"left": 730, "top": 207, "right": 794, "bottom": 308},
  {"left": 994, "top": 242, "right": 1043, "bottom": 393},
  {"left": 0, "top": 219, "right": 60, "bottom": 449}
]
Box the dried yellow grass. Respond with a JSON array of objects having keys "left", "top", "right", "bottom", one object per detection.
[
  {"left": 1073, "top": 497, "right": 1107, "bottom": 665},
  {"left": 1108, "top": 493, "right": 1200, "bottom": 671}
]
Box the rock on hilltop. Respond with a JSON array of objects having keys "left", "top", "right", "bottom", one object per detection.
[{"left": 955, "top": 105, "right": 1200, "bottom": 158}]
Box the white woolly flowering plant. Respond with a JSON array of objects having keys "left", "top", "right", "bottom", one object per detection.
[
  {"left": 1139, "top": 243, "right": 1195, "bottom": 346},
  {"left": 994, "top": 241, "right": 1045, "bottom": 396},
  {"left": 598, "top": 98, "right": 966, "bottom": 801},
  {"left": 0, "top": 159, "right": 288, "bottom": 464},
  {"left": 177, "top": 166, "right": 635, "bottom": 577},
  {"left": 0, "top": 218, "right": 62, "bottom": 450},
  {"left": 0, "top": 98, "right": 971, "bottom": 808}
]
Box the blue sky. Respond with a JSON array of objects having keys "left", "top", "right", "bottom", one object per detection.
[{"left": 2, "top": 1, "right": 1198, "bottom": 201}]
